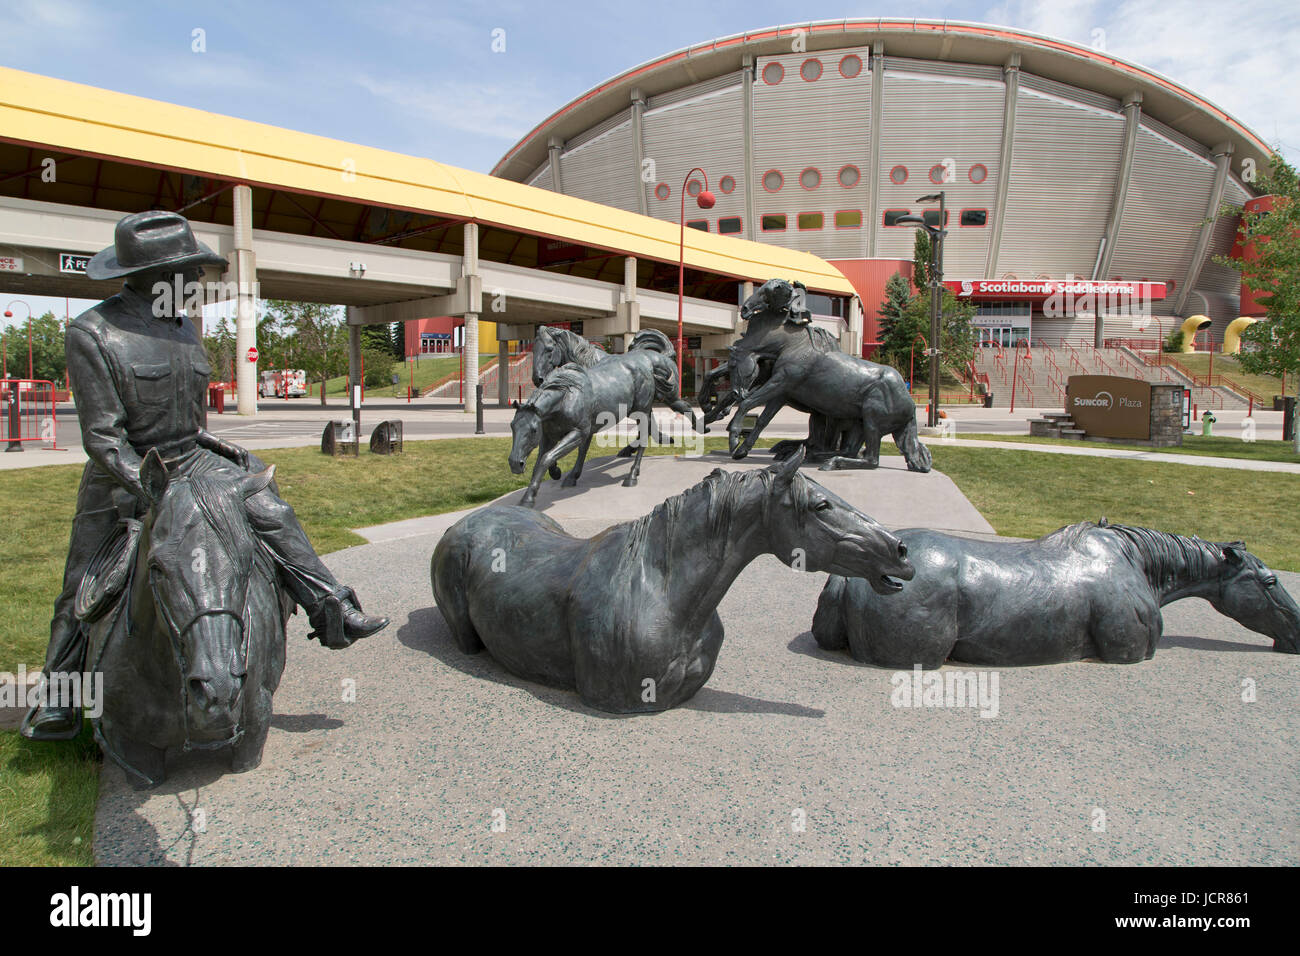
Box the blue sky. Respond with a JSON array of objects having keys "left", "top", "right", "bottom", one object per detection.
[{"left": 2, "top": 0, "right": 1297, "bottom": 328}]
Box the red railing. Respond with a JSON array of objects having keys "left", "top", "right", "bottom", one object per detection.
[{"left": 0, "top": 379, "right": 63, "bottom": 449}]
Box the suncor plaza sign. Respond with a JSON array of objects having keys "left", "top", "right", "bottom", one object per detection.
[{"left": 1066, "top": 375, "right": 1152, "bottom": 440}]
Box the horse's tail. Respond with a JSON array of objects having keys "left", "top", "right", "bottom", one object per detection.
[
  {"left": 812, "top": 575, "right": 850, "bottom": 650},
  {"left": 895, "top": 417, "right": 932, "bottom": 473},
  {"left": 649, "top": 351, "right": 683, "bottom": 406},
  {"left": 630, "top": 328, "right": 675, "bottom": 357}
]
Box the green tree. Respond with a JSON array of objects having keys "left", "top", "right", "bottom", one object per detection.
[
  {"left": 876, "top": 271, "right": 913, "bottom": 347},
  {"left": 877, "top": 291, "right": 975, "bottom": 389},
  {"left": 390, "top": 322, "right": 405, "bottom": 360},
  {"left": 21, "top": 311, "right": 67, "bottom": 384},
  {"left": 265, "top": 300, "right": 347, "bottom": 405},
  {"left": 912, "top": 230, "right": 933, "bottom": 293},
  {"left": 1215, "top": 153, "right": 1300, "bottom": 450},
  {"left": 203, "top": 316, "right": 236, "bottom": 383},
  {"left": 362, "top": 346, "right": 395, "bottom": 389}
]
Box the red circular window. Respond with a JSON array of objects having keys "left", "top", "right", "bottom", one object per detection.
[
  {"left": 686, "top": 179, "right": 702, "bottom": 197},
  {"left": 654, "top": 183, "right": 669, "bottom": 201},
  {"left": 838, "top": 165, "right": 860, "bottom": 188},
  {"left": 968, "top": 163, "right": 989, "bottom": 184},
  {"left": 929, "top": 164, "right": 951, "bottom": 185},
  {"left": 799, "top": 167, "right": 821, "bottom": 190},
  {"left": 800, "top": 58, "right": 823, "bottom": 82},
  {"left": 719, "top": 175, "right": 736, "bottom": 194},
  {"left": 839, "top": 54, "right": 863, "bottom": 78},
  {"left": 889, "top": 165, "right": 908, "bottom": 185},
  {"left": 762, "top": 62, "right": 784, "bottom": 85},
  {"left": 762, "top": 169, "right": 784, "bottom": 192}
]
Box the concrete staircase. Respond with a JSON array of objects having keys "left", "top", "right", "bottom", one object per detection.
[
  {"left": 972, "top": 341, "right": 1242, "bottom": 411},
  {"left": 424, "top": 353, "right": 534, "bottom": 401},
  {"left": 1027, "top": 411, "right": 1086, "bottom": 440}
]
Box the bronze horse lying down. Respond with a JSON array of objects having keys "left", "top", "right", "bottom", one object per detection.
[
  {"left": 813, "top": 520, "right": 1300, "bottom": 668},
  {"left": 432, "top": 451, "right": 914, "bottom": 712}
]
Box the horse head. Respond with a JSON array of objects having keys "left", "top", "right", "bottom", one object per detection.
[
  {"left": 531, "top": 327, "right": 561, "bottom": 386},
  {"left": 1211, "top": 542, "right": 1300, "bottom": 653},
  {"left": 761, "top": 448, "right": 913, "bottom": 593},
  {"left": 740, "top": 278, "right": 811, "bottom": 324},
  {"left": 508, "top": 401, "right": 543, "bottom": 474},
  {"left": 139, "top": 449, "right": 276, "bottom": 741}
]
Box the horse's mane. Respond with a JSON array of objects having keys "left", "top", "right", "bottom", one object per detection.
[
  {"left": 171, "top": 464, "right": 258, "bottom": 576},
  {"left": 621, "top": 467, "right": 810, "bottom": 570},
  {"left": 541, "top": 326, "right": 606, "bottom": 368},
  {"left": 1100, "top": 522, "right": 1228, "bottom": 592},
  {"left": 524, "top": 363, "right": 588, "bottom": 407}
]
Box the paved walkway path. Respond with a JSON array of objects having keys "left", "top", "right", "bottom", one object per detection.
[
  {"left": 93, "top": 453, "right": 1299, "bottom": 866},
  {"left": 931, "top": 437, "right": 1300, "bottom": 473}
]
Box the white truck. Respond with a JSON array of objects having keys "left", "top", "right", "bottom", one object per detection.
[{"left": 258, "top": 369, "right": 307, "bottom": 399}]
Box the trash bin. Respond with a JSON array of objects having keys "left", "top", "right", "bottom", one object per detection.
[
  {"left": 1201, "top": 411, "right": 1216, "bottom": 437},
  {"left": 983, "top": 393, "right": 994, "bottom": 409}
]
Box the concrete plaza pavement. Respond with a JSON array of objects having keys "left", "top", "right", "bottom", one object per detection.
[{"left": 93, "top": 451, "right": 1299, "bottom": 866}]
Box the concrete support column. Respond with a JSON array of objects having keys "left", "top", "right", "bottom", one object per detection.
[
  {"left": 848, "top": 296, "right": 863, "bottom": 356},
  {"left": 630, "top": 88, "right": 648, "bottom": 216},
  {"left": 548, "top": 137, "right": 565, "bottom": 194},
  {"left": 231, "top": 184, "right": 258, "bottom": 415},
  {"left": 498, "top": 338, "right": 509, "bottom": 407},
  {"left": 1094, "top": 314, "right": 1106, "bottom": 349},
  {"left": 742, "top": 55, "right": 756, "bottom": 240},
  {"left": 867, "top": 41, "right": 885, "bottom": 257},
  {"left": 463, "top": 221, "right": 480, "bottom": 415},
  {"left": 985, "top": 54, "right": 1021, "bottom": 279},
  {"left": 1173, "top": 142, "right": 1235, "bottom": 316},
  {"left": 1095, "top": 92, "right": 1143, "bottom": 280}
]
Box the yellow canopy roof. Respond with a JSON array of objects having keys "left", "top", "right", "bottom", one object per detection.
[{"left": 0, "top": 66, "right": 855, "bottom": 296}]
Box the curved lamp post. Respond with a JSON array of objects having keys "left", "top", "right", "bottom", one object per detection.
[
  {"left": 677, "top": 168, "right": 716, "bottom": 386},
  {"left": 3, "top": 300, "right": 32, "bottom": 379}
]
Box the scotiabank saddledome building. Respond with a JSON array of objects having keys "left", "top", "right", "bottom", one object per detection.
[{"left": 492, "top": 20, "right": 1270, "bottom": 353}]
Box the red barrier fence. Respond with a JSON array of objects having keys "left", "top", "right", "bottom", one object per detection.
[{"left": 1, "top": 379, "right": 64, "bottom": 450}]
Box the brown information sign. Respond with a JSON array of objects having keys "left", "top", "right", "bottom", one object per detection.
[{"left": 1066, "top": 375, "right": 1152, "bottom": 440}]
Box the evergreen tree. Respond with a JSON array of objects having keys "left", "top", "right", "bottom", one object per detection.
[
  {"left": 877, "top": 271, "right": 913, "bottom": 346},
  {"left": 1215, "top": 153, "right": 1300, "bottom": 451},
  {"left": 912, "top": 230, "right": 933, "bottom": 294},
  {"left": 265, "top": 300, "right": 347, "bottom": 405}
]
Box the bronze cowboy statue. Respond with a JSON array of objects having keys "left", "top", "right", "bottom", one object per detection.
[{"left": 21, "top": 210, "right": 389, "bottom": 742}]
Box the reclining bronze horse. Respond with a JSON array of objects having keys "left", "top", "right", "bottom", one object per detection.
[
  {"left": 812, "top": 520, "right": 1300, "bottom": 668},
  {"left": 433, "top": 450, "right": 914, "bottom": 712}
]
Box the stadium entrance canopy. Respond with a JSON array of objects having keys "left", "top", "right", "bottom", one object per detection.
[{"left": 0, "top": 66, "right": 855, "bottom": 414}]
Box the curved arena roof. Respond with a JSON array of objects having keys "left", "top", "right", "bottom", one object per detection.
[{"left": 493, "top": 19, "right": 1271, "bottom": 181}]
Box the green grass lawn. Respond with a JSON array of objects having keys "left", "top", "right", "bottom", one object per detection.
[
  {"left": 319, "top": 354, "right": 495, "bottom": 398},
  {"left": 954, "top": 432, "right": 1300, "bottom": 463},
  {"left": 4, "top": 434, "right": 1300, "bottom": 864}
]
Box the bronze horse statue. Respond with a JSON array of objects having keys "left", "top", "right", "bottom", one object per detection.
[
  {"left": 812, "top": 520, "right": 1300, "bottom": 668},
  {"left": 432, "top": 450, "right": 914, "bottom": 712},
  {"left": 510, "top": 328, "right": 697, "bottom": 507},
  {"left": 705, "top": 279, "right": 931, "bottom": 471},
  {"left": 82, "top": 449, "right": 294, "bottom": 788}
]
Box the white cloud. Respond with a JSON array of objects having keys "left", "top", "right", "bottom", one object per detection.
[
  {"left": 354, "top": 73, "right": 556, "bottom": 142},
  {"left": 982, "top": 0, "right": 1299, "bottom": 160}
]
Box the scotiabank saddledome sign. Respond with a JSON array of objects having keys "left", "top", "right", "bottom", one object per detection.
[
  {"left": 1067, "top": 375, "right": 1152, "bottom": 440},
  {"left": 946, "top": 279, "right": 1167, "bottom": 301}
]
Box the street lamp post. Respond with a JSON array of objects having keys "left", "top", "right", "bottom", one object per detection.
[
  {"left": 3, "top": 301, "right": 33, "bottom": 379},
  {"left": 677, "top": 168, "right": 716, "bottom": 387},
  {"left": 895, "top": 191, "right": 946, "bottom": 427}
]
